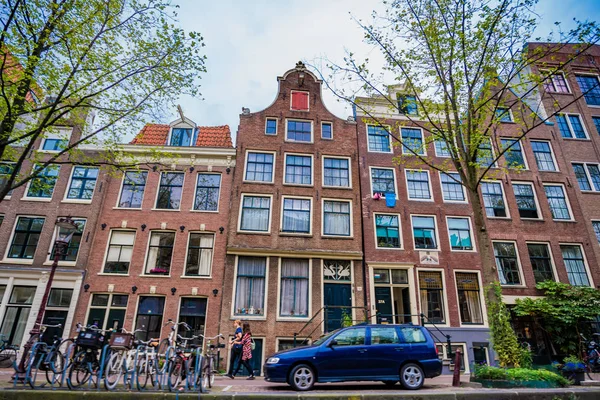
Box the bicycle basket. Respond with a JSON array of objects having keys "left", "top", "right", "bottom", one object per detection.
[
  {"left": 109, "top": 333, "right": 134, "bottom": 349},
  {"left": 76, "top": 330, "right": 105, "bottom": 349}
]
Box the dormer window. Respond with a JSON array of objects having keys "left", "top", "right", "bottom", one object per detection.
[
  {"left": 41, "top": 127, "right": 72, "bottom": 151},
  {"left": 170, "top": 128, "right": 193, "bottom": 146},
  {"left": 291, "top": 91, "right": 309, "bottom": 111},
  {"left": 398, "top": 95, "right": 418, "bottom": 116}
]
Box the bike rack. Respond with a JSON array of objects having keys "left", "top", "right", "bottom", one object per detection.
[
  {"left": 95, "top": 344, "right": 111, "bottom": 391},
  {"left": 60, "top": 342, "right": 76, "bottom": 388}
]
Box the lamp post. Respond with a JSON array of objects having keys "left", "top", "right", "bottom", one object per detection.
[{"left": 14, "top": 217, "right": 78, "bottom": 377}]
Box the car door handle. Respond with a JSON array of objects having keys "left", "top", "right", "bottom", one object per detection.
[
  {"left": 394, "top": 347, "right": 405, "bottom": 351},
  {"left": 358, "top": 349, "right": 368, "bottom": 353}
]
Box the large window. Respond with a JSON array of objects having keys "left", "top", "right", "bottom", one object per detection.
[
  {"left": 447, "top": 217, "right": 473, "bottom": 251},
  {"left": 323, "top": 157, "right": 350, "bottom": 188},
  {"left": 593, "top": 116, "right": 600, "bottom": 135},
  {"left": 286, "top": 120, "right": 312, "bottom": 142},
  {"left": 434, "top": 139, "right": 451, "bottom": 157},
  {"left": 156, "top": 172, "right": 184, "bottom": 210},
  {"left": 323, "top": 200, "right": 351, "bottom": 236},
  {"left": 87, "top": 293, "right": 128, "bottom": 332},
  {"left": 375, "top": 214, "right": 401, "bottom": 249},
  {"left": 26, "top": 165, "right": 60, "bottom": 198},
  {"left": 412, "top": 216, "right": 438, "bottom": 250},
  {"left": 544, "top": 184, "right": 571, "bottom": 220},
  {"left": 527, "top": 243, "right": 555, "bottom": 283},
  {"left": 0, "top": 162, "right": 16, "bottom": 197},
  {"left": 481, "top": 182, "right": 507, "bottom": 218},
  {"left": 279, "top": 259, "right": 309, "bottom": 318},
  {"left": 41, "top": 127, "right": 71, "bottom": 151},
  {"left": 401, "top": 128, "right": 425, "bottom": 155},
  {"left": 493, "top": 242, "right": 522, "bottom": 285},
  {"left": 572, "top": 163, "right": 600, "bottom": 192},
  {"left": 440, "top": 172, "right": 465, "bottom": 202},
  {"left": 513, "top": 183, "right": 539, "bottom": 219},
  {"left": 194, "top": 173, "right": 221, "bottom": 211},
  {"left": 556, "top": 114, "right": 587, "bottom": 139},
  {"left": 245, "top": 152, "right": 274, "bottom": 183},
  {"left": 367, "top": 125, "right": 391, "bottom": 153},
  {"left": 50, "top": 219, "right": 86, "bottom": 262},
  {"left": 284, "top": 154, "right": 312, "bottom": 185},
  {"left": 560, "top": 245, "right": 590, "bottom": 286},
  {"left": 185, "top": 233, "right": 214, "bottom": 277},
  {"left": 234, "top": 257, "right": 266, "bottom": 316},
  {"left": 66, "top": 167, "right": 99, "bottom": 200},
  {"left": 455, "top": 273, "right": 483, "bottom": 324},
  {"left": 239, "top": 195, "right": 271, "bottom": 232},
  {"left": 8, "top": 217, "right": 44, "bottom": 259},
  {"left": 418, "top": 271, "right": 445, "bottom": 324},
  {"left": 398, "top": 95, "right": 418, "bottom": 115},
  {"left": 371, "top": 168, "right": 396, "bottom": 197},
  {"left": 118, "top": 171, "right": 147, "bottom": 208},
  {"left": 281, "top": 197, "right": 311, "bottom": 234},
  {"left": 0, "top": 286, "right": 36, "bottom": 345},
  {"left": 575, "top": 75, "right": 600, "bottom": 106},
  {"left": 543, "top": 72, "right": 570, "bottom": 93},
  {"left": 170, "top": 128, "right": 193, "bottom": 146},
  {"left": 135, "top": 296, "right": 165, "bottom": 341},
  {"left": 179, "top": 298, "right": 207, "bottom": 347},
  {"left": 103, "top": 230, "right": 135, "bottom": 274},
  {"left": 500, "top": 139, "right": 526, "bottom": 168},
  {"left": 476, "top": 139, "right": 495, "bottom": 168},
  {"left": 144, "top": 231, "right": 175, "bottom": 275},
  {"left": 406, "top": 170, "right": 431, "bottom": 200},
  {"left": 531, "top": 141, "right": 557, "bottom": 171}
]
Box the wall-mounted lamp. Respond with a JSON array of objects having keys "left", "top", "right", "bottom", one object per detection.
[
  {"left": 189, "top": 166, "right": 195, "bottom": 172},
  {"left": 83, "top": 284, "right": 90, "bottom": 292},
  {"left": 219, "top": 227, "right": 225, "bottom": 234},
  {"left": 179, "top": 225, "right": 185, "bottom": 233},
  {"left": 298, "top": 72, "right": 305, "bottom": 87},
  {"left": 131, "top": 286, "right": 138, "bottom": 294},
  {"left": 226, "top": 167, "right": 231, "bottom": 175},
  {"left": 171, "top": 287, "right": 177, "bottom": 296},
  {"left": 212, "top": 289, "right": 219, "bottom": 297},
  {"left": 141, "top": 224, "right": 147, "bottom": 231},
  {"left": 101, "top": 223, "right": 107, "bottom": 230}
]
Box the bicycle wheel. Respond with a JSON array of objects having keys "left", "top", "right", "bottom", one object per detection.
[
  {"left": 167, "top": 355, "right": 185, "bottom": 392},
  {"left": 45, "top": 350, "right": 65, "bottom": 386},
  {"left": 27, "top": 348, "right": 47, "bottom": 389},
  {"left": 136, "top": 356, "right": 150, "bottom": 390},
  {"left": 104, "top": 351, "right": 123, "bottom": 390},
  {"left": 68, "top": 350, "right": 91, "bottom": 389},
  {"left": 201, "top": 357, "right": 213, "bottom": 389},
  {"left": 0, "top": 348, "right": 17, "bottom": 368}
]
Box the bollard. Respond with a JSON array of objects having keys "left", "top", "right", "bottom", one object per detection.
[{"left": 452, "top": 348, "right": 461, "bottom": 387}]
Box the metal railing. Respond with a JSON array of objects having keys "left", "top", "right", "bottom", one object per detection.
[{"left": 293, "top": 305, "right": 370, "bottom": 347}]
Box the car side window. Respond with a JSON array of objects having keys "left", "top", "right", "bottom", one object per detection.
[
  {"left": 371, "top": 327, "right": 400, "bottom": 344},
  {"left": 333, "top": 327, "right": 366, "bottom": 346},
  {"left": 400, "top": 327, "right": 426, "bottom": 343}
]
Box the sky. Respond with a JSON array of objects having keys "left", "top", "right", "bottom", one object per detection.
[{"left": 164, "top": 0, "right": 600, "bottom": 144}]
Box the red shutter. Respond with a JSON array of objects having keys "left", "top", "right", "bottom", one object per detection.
[{"left": 291, "top": 91, "right": 309, "bottom": 111}]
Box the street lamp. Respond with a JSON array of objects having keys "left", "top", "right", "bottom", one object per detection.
[{"left": 14, "top": 217, "right": 78, "bottom": 378}]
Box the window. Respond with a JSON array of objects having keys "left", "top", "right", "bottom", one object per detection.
[
  {"left": 493, "top": 242, "right": 522, "bottom": 285},
  {"left": 118, "top": 171, "right": 147, "bottom": 208},
  {"left": 531, "top": 141, "right": 557, "bottom": 171},
  {"left": 240, "top": 195, "right": 271, "bottom": 232},
  {"left": 7, "top": 217, "right": 44, "bottom": 259},
  {"left": 284, "top": 154, "right": 312, "bottom": 185},
  {"left": 375, "top": 214, "right": 401, "bottom": 249},
  {"left": 323, "top": 260, "right": 351, "bottom": 282},
  {"left": 371, "top": 326, "right": 400, "bottom": 344},
  {"left": 592, "top": 116, "right": 600, "bottom": 135},
  {"left": 144, "top": 232, "right": 175, "bottom": 275},
  {"left": 556, "top": 114, "right": 587, "bottom": 139},
  {"left": 286, "top": 120, "right": 312, "bottom": 142},
  {"left": 440, "top": 172, "right": 465, "bottom": 202},
  {"left": 544, "top": 184, "right": 571, "bottom": 220},
  {"left": 447, "top": 217, "right": 473, "bottom": 251},
  {"left": 593, "top": 221, "right": 600, "bottom": 244},
  {"left": 178, "top": 298, "right": 207, "bottom": 347},
  {"left": 0, "top": 286, "right": 36, "bottom": 345},
  {"left": 66, "top": 166, "right": 98, "bottom": 200},
  {"left": 575, "top": 75, "right": 600, "bottom": 106},
  {"left": 234, "top": 257, "right": 266, "bottom": 316},
  {"left": 333, "top": 327, "right": 366, "bottom": 346},
  {"left": 370, "top": 168, "right": 396, "bottom": 197},
  {"left": 500, "top": 139, "right": 526, "bottom": 169},
  {"left": 418, "top": 271, "right": 445, "bottom": 323},
  {"left": 398, "top": 94, "right": 418, "bottom": 115},
  {"left": 572, "top": 163, "right": 600, "bottom": 192},
  {"left": 513, "top": 183, "right": 539, "bottom": 219},
  {"left": 527, "top": 243, "right": 555, "bottom": 283},
  {"left": 401, "top": 327, "right": 426, "bottom": 343},
  {"left": 278, "top": 339, "right": 309, "bottom": 351},
  {"left": 265, "top": 118, "right": 277, "bottom": 135},
  {"left": 373, "top": 268, "right": 408, "bottom": 284},
  {"left": 543, "top": 72, "right": 570, "bottom": 93},
  {"left": 279, "top": 259, "right": 309, "bottom": 318},
  {"left": 245, "top": 152, "right": 274, "bottom": 183},
  {"left": 44, "top": 288, "right": 73, "bottom": 337},
  {"left": 185, "top": 233, "right": 214, "bottom": 276},
  {"left": 87, "top": 293, "right": 128, "bottom": 332},
  {"left": 50, "top": 219, "right": 86, "bottom": 262},
  {"left": 103, "top": 230, "right": 135, "bottom": 274},
  {"left": 290, "top": 91, "right": 309, "bottom": 111},
  {"left": 323, "top": 157, "right": 350, "bottom": 188},
  {"left": 496, "top": 108, "right": 513, "bottom": 122},
  {"left": 406, "top": 170, "right": 432, "bottom": 200},
  {"left": 194, "top": 173, "right": 221, "bottom": 211},
  {"left": 476, "top": 139, "right": 495, "bottom": 168},
  {"left": 401, "top": 128, "right": 425, "bottom": 155},
  {"left": 367, "top": 125, "right": 391, "bottom": 152},
  {"left": 0, "top": 215, "right": 3, "bottom": 227},
  {"left": 323, "top": 200, "right": 351, "bottom": 236},
  {"left": 560, "top": 245, "right": 590, "bottom": 286},
  {"left": 48, "top": 288, "right": 73, "bottom": 307},
  {"left": 321, "top": 122, "right": 332, "bottom": 139},
  {"left": 169, "top": 128, "right": 193, "bottom": 146},
  {"left": 455, "top": 272, "right": 483, "bottom": 324},
  {"left": 481, "top": 181, "right": 507, "bottom": 218},
  {"left": 41, "top": 127, "right": 71, "bottom": 151},
  {"left": 26, "top": 165, "right": 60, "bottom": 198},
  {"left": 156, "top": 172, "right": 184, "bottom": 210},
  {"left": 134, "top": 296, "right": 165, "bottom": 341},
  {"left": 434, "top": 139, "right": 451, "bottom": 157},
  {"left": 281, "top": 197, "right": 311, "bottom": 234},
  {"left": 412, "top": 216, "right": 437, "bottom": 249},
  {"left": 0, "top": 162, "right": 16, "bottom": 197}
]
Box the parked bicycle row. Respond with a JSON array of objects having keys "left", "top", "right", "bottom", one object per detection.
[{"left": 13, "top": 319, "right": 225, "bottom": 392}]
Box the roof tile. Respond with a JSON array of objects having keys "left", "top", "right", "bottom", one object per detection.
[{"left": 130, "top": 124, "right": 233, "bottom": 148}]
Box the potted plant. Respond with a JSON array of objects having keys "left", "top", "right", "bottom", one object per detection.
[{"left": 555, "top": 356, "right": 586, "bottom": 385}]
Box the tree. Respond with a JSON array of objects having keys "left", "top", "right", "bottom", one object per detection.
[
  {"left": 318, "top": 0, "right": 600, "bottom": 308},
  {"left": 0, "top": 0, "right": 206, "bottom": 201}
]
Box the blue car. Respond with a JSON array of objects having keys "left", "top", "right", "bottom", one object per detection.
[{"left": 264, "top": 324, "right": 442, "bottom": 391}]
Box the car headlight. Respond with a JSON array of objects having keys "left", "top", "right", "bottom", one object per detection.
[{"left": 266, "top": 357, "right": 280, "bottom": 364}]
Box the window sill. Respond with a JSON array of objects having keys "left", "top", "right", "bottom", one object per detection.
[
  {"left": 367, "top": 150, "right": 394, "bottom": 155},
  {"left": 237, "top": 230, "right": 271, "bottom": 235},
  {"left": 62, "top": 199, "right": 93, "bottom": 204},
  {"left": 322, "top": 186, "right": 353, "bottom": 190},
  {"left": 321, "top": 235, "right": 354, "bottom": 240},
  {"left": 586, "top": 104, "right": 600, "bottom": 108},
  {"left": 450, "top": 249, "right": 477, "bottom": 253},
  {"left": 486, "top": 217, "right": 512, "bottom": 220},
  {"left": 401, "top": 152, "right": 427, "bottom": 157},
  {"left": 375, "top": 246, "right": 403, "bottom": 251},
  {"left": 140, "top": 274, "right": 172, "bottom": 278},
  {"left": 282, "top": 183, "right": 314, "bottom": 188},
  {"left": 552, "top": 219, "right": 576, "bottom": 223},
  {"left": 0, "top": 259, "right": 34, "bottom": 265},
  {"left": 150, "top": 208, "right": 181, "bottom": 212},
  {"left": 112, "top": 207, "right": 143, "bottom": 210},
  {"left": 538, "top": 170, "right": 561, "bottom": 173},
  {"left": 37, "top": 149, "right": 62, "bottom": 153},
  {"left": 2, "top": 196, "right": 11, "bottom": 200},
  {"left": 414, "top": 247, "right": 440, "bottom": 252},
  {"left": 276, "top": 317, "right": 311, "bottom": 322},
  {"left": 544, "top": 91, "right": 572, "bottom": 95},
  {"left": 231, "top": 315, "right": 266, "bottom": 321},
  {"left": 242, "top": 180, "right": 275, "bottom": 185},
  {"left": 189, "top": 209, "right": 220, "bottom": 213},
  {"left": 21, "top": 197, "right": 53, "bottom": 202},
  {"left": 562, "top": 137, "right": 590, "bottom": 141},
  {"left": 500, "top": 285, "right": 527, "bottom": 289},
  {"left": 43, "top": 261, "right": 77, "bottom": 267},
  {"left": 520, "top": 217, "right": 544, "bottom": 222},
  {"left": 284, "top": 140, "right": 314, "bottom": 145},
  {"left": 579, "top": 190, "right": 600, "bottom": 195},
  {"left": 98, "top": 272, "right": 130, "bottom": 276},
  {"left": 179, "top": 275, "right": 212, "bottom": 279},
  {"left": 407, "top": 198, "right": 434, "bottom": 202},
  {"left": 280, "top": 232, "right": 312, "bottom": 237},
  {"left": 459, "top": 323, "right": 488, "bottom": 328}
]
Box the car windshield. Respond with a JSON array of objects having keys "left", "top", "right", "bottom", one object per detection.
[{"left": 313, "top": 329, "right": 339, "bottom": 346}]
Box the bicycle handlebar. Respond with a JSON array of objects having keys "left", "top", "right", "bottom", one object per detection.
[
  {"left": 177, "top": 334, "right": 201, "bottom": 341},
  {"left": 35, "top": 323, "right": 63, "bottom": 328},
  {"left": 164, "top": 320, "right": 191, "bottom": 331},
  {"left": 120, "top": 328, "right": 144, "bottom": 334},
  {"left": 200, "top": 334, "right": 223, "bottom": 340}
]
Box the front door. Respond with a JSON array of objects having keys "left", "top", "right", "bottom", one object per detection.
[
  {"left": 324, "top": 283, "right": 352, "bottom": 332},
  {"left": 42, "top": 310, "right": 68, "bottom": 342},
  {"left": 234, "top": 338, "right": 263, "bottom": 376},
  {"left": 375, "top": 287, "right": 393, "bottom": 324}
]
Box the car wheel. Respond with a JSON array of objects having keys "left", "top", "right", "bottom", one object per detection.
[
  {"left": 382, "top": 380, "right": 397, "bottom": 387},
  {"left": 399, "top": 363, "right": 424, "bottom": 390},
  {"left": 289, "top": 364, "right": 315, "bottom": 391}
]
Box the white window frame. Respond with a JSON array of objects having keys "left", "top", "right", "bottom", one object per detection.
[
  {"left": 477, "top": 138, "right": 497, "bottom": 168},
  {"left": 496, "top": 107, "right": 514, "bottom": 123},
  {"left": 366, "top": 124, "right": 394, "bottom": 154},
  {"left": 230, "top": 255, "right": 270, "bottom": 320},
  {"left": 279, "top": 195, "right": 313, "bottom": 236},
  {"left": 237, "top": 193, "right": 274, "bottom": 234},
  {"left": 182, "top": 231, "right": 216, "bottom": 279},
  {"left": 574, "top": 72, "right": 600, "bottom": 109},
  {"left": 321, "top": 155, "right": 352, "bottom": 189},
  {"left": 40, "top": 126, "right": 72, "bottom": 153},
  {"left": 438, "top": 171, "right": 468, "bottom": 204},
  {"left": 557, "top": 113, "right": 590, "bottom": 140},
  {"left": 276, "top": 337, "right": 312, "bottom": 351},
  {"left": 542, "top": 183, "right": 574, "bottom": 222},
  {"left": 539, "top": 69, "right": 572, "bottom": 94},
  {"left": 321, "top": 198, "right": 354, "bottom": 238},
  {"left": 166, "top": 120, "right": 196, "bottom": 147},
  {"left": 2, "top": 215, "right": 46, "bottom": 264},
  {"left": 559, "top": 242, "right": 595, "bottom": 287},
  {"left": 592, "top": 220, "right": 600, "bottom": 245},
  {"left": 416, "top": 267, "right": 450, "bottom": 327},
  {"left": 530, "top": 140, "right": 560, "bottom": 172},
  {"left": 453, "top": 270, "right": 488, "bottom": 328},
  {"left": 285, "top": 118, "right": 314, "bottom": 144},
  {"left": 290, "top": 90, "right": 310, "bottom": 112},
  {"left": 265, "top": 117, "right": 278, "bottom": 136},
  {"left": 369, "top": 166, "right": 398, "bottom": 199},
  {"left": 321, "top": 121, "right": 333, "bottom": 140},
  {"left": 22, "top": 165, "right": 61, "bottom": 202},
  {"left": 525, "top": 241, "right": 560, "bottom": 284},
  {"left": 114, "top": 170, "right": 148, "bottom": 209},
  {"left": 0, "top": 161, "right": 16, "bottom": 200},
  {"left": 44, "top": 217, "right": 87, "bottom": 266},
  {"left": 373, "top": 212, "right": 403, "bottom": 250},
  {"left": 434, "top": 138, "right": 452, "bottom": 158},
  {"left": 400, "top": 127, "right": 427, "bottom": 156},
  {"left": 84, "top": 293, "right": 129, "bottom": 332},
  {"left": 571, "top": 162, "right": 600, "bottom": 193},
  {"left": 243, "top": 150, "right": 277, "bottom": 184},
  {"left": 152, "top": 171, "right": 185, "bottom": 211},
  {"left": 141, "top": 230, "right": 176, "bottom": 277},
  {"left": 191, "top": 172, "right": 222, "bottom": 213},
  {"left": 405, "top": 169, "right": 434, "bottom": 202},
  {"left": 62, "top": 166, "right": 98, "bottom": 204},
  {"left": 500, "top": 137, "right": 528, "bottom": 170},
  {"left": 492, "top": 240, "right": 526, "bottom": 288},
  {"left": 276, "top": 257, "right": 313, "bottom": 321},
  {"left": 511, "top": 181, "right": 543, "bottom": 221},
  {"left": 99, "top": 229, "right": 137, "bottom": 276},
  {"left": 283, "top": 152, "right": 314, "bottom": 187},
  {"left": 445, "top": 216, "right": 476, "bottom": 252},
  {"left": 481, "top": 179, "right": 510, "bottom": 219},
  {"left": 410, "top": 214, "right": 441, "bottom": 251}
]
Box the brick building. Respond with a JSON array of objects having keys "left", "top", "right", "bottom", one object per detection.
[
  {"left": 70, "top": 114, "right": 235, "bottom": 346},
  {"left": 220, "top": 62, "right": 365, "bottom": 375}
]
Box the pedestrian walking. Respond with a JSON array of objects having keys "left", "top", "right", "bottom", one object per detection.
[
  {"left": 226, "top": 320, "right": 243, "bottom": 379},
  {"left": 233, "top": 322, "right": 255, "bottom": 379}
]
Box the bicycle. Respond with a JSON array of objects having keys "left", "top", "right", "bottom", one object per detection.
[
  {"left": 167, "top": 332, "right": 202, "bottom": 392},
  {"left": 0, "top": 334, "right": 18, "bottom": 368},
  {"left": 200, "top": 334, "right": 224, "bottom": 389},
  {"left": 135, "top": 336, "right": 161, "bottom": 390},
  {"left": 581, "top": 333, "right": 600, "bottom": 380},
  {"left": 157, "top": 319, "right": 190, "bottom": 388},
  {"left": 67, "top": 324, "right": 109, "bottom": 389},
  {"left": 103, "top": 328, "right": 142, "bottom": 390},
  {"left": 25, "top": 323, "right": 67, "bottom": 389}
]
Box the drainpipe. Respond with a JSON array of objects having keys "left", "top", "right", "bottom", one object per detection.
[{"left": 353, "top": 116, "right": 369, "bottom": 321}]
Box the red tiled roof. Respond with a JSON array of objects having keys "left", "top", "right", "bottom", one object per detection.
[{"left": 130, "top": 124, "right": 233, "bottom": 148}]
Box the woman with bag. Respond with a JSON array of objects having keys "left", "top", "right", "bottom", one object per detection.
[
  {"left": 232, "top": 322, "right": 255, "bottom": 379},
  {"left": 225, "top": 320, "right": 243, "bottom": 379}
]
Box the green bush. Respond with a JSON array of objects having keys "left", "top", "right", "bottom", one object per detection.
[{"left": 473, "top": 365, "right": 569, "bottom": 387}]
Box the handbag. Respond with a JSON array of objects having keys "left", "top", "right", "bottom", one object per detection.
[{"left": 251, "top": 337, "right": 256, "bottom": 351}]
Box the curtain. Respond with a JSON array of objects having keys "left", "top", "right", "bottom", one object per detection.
[
  {"left": 283, "top": 210, "right": 309, "bottom": 232},
  {"left": 419, "top": 289, "right": 429, "bottom": 321},
  {"left": 324, "top": 202, "right": 350, "bottom": 235},
  {"left": 145, "top": 233, "right": 161, "bottom": 273},
  {"left": 242, "top": 197, "right": 270, "bottom": 231},
  {"left": 198, "top": 235, "right": 214, "bottom": 276},
  {"left": 235, "top": 257, "right": 266, "bottom": 314},
  {"left": 280, "top": 259, "right": 309, "bottom": 317}
]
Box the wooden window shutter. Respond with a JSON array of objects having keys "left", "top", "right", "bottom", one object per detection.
[{"left": 291, "top": 91, "right": 309, "bottom": 111}]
